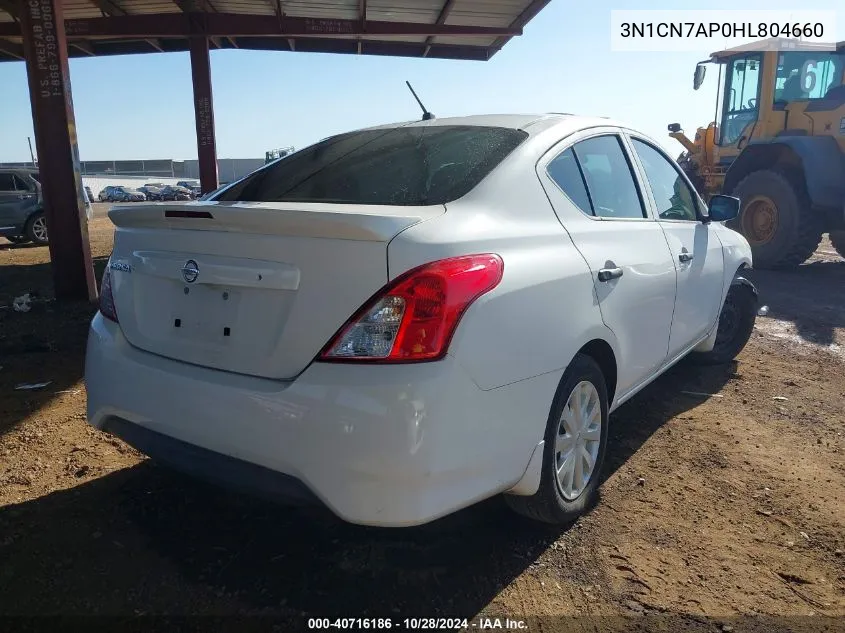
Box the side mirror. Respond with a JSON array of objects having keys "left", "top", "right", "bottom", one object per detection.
[
  {"left": 668, "top": 123, "right": 682, "bottom": 133},
  {"left": 707, "top": 194, "right": 740, "bottom": 222},
  {"left": 693, "top": 63, "right": 707, "bottom": 91}
]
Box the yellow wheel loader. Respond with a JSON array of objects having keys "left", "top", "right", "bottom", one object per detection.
[{"left": 669, "top": 38, "right": 845, "bottom": 268}]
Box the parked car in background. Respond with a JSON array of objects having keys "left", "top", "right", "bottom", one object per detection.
[
  {"left": 139, "top": 185, "right": 164, "bottom": 201},
  {"left": 1, "top": 167, "right": 92, "bottom": 245},
  {"left": 87, "top": 114, "right": 758, "bottom": 527},
  {"left": 115, "top": 187, "right": 146, "bottom": 202},
  {"left": 159, "top": 185, "right": 193, "bottom": 201},
  {"left": 99, "top": 186, "right": 146, "bottom": 202},
  {"left": 98, "top": 186, "right": 121, "bottom": 202},
  {"left": 176, "top": 180, "right": 202, "bottom": 198}
]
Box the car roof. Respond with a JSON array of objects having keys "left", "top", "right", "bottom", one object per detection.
[{"left": 354, "top": 113, "right": 626, "bottom": 136}]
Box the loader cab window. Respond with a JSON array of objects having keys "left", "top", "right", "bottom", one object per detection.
[
  {"left": 720, "top": 54, "right": 762, "bottom": 146},
  {"left": 774, "top": 51, "right": 845, "bottom": 104}
]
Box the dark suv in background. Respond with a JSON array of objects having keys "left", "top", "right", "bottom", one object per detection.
[{"left": 0, "top": 168, "right": 93, "bottom": 245}]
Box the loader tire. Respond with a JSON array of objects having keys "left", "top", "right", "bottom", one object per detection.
[
  {"left": 730, "top": 170, "right": 822, "bottom": 269},
  {"left": 829, "top": 231, "right": 845, "bottom": 259}
]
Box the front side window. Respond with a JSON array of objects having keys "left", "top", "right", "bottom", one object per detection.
[
  {"left": 571, "top": 136, "right": 646, "bottom": 219},
  {"left": 631, "top": 139, "right": 699, "bottom": 222},
  {"left": 216, "top": 125, "right": 528, "bottom": 206},
  {"left": 12, "top": 175, "right": 30, "bottom": 191},
  {"left": 774, "top": 51, "right": 845, "bottom": 103},
  {"left": 721, "top": 55, "right": 762, "bottom": 145}
]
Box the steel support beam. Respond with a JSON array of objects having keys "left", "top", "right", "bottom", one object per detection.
[
  {"left": 357, "top": 0, "right": 366, "bottom": 54},
  {"left": 18, "top": 0, "right": 96, "bottom": 301},
  {"left": 0, "top": 37, "right": 23, "bottom": 58},
  {"left": 70, "top": 39, "right": 96, "bottom": 55},
  {"left": 270, "top": 0, "right": 293, "bottom": 50},
  {"left": 189, "top": 36, "right": 217, "bottom": 194},
  {"left": 86, "top": 0, "right": 164, "bottom": 54},
  {"left": 176, "top": 0, "right": 237, "bottom": 50},
  {"left": 423, "top": 0, "right": 455, "bottom": 57},
  {"left": 0, "top": 0, "right": 19, "bottom": 18},
  {"left": 54, "top": 13, "right": 520, "bottom": 38},
  {"left": 488, "top": 0, "right": 549, "bottom": 55}
]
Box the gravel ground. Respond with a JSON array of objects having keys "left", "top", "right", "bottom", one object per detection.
[{"left": 0, "top": 210, "right": 843, "bottom": 632}]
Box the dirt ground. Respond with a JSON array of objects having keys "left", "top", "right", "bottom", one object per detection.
[{"left": 1, "top": 205, "right": 843, "bottom": 631}]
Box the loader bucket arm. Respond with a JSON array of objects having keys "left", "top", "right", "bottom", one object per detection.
[{"left": 669, "top": 131, "right": 698, "bottom": 154}]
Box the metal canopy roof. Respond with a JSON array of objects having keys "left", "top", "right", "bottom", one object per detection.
[{"left": 0, "top": 0, "right": 550, "bottom": 62}]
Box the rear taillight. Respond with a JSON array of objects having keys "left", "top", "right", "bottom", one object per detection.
[
  {"left": 99, "top": 264, "right": 118, "bottom": 323},
  {"left": 319, "top": 254, "right": 503, "bottom": 363}
]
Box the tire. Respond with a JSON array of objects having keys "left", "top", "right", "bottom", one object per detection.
[
  {"left": 688, "top": 282, "right": 757, "bottom": 366},
  {"left": 505, "top": 354, "right": 609, "bottom": 525},
  {"left": 5, "top": 235, "right": 29, "bottom": 244},
  {"left": 829, "top": 231, "right": 845, "bottom": 259},
  {"left": 730, "top": 170, "right": 822, "bottom": 269},
  {"left": 25, "top": 212, "right": 48, "bottom": 245}
]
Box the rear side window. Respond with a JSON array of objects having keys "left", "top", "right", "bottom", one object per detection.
[
  {"left": 0, "top": 173, "right": 16, "bottom": 191},
  {"left": 572, "top": 136, "right": 646, "bottom": 219},
  {"left": 547, "top": 148, "right": 593, "bottom": 216},
  {"left": 216, "top": 125, "right": 528, "bottom": 206}
]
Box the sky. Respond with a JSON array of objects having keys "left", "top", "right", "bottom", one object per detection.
[{"left": 0, "top": 0, "right": 843, "bottom": 162}]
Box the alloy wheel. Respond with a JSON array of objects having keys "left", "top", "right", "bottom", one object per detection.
[
  {"left": 31, "top": 215, "right": 48, "bottom": 242},
  {"left": 554, "top": 380, "right": 602, "bottom": 500}
]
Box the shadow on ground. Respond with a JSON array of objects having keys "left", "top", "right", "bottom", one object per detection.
[
  {"left": 746, "top": 260, "right": 845, "bottom": 347},
  {"left": 0, "top": 359, "right": 734, "bottom": 620},
  {"left": 603, "top": 358, "right": 736, "bottom": 482},
  {"left": 0, "top": 255, "right": 107, "bottom": 437}
]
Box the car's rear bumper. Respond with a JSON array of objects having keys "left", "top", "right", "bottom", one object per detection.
[
  {"left": 102, "top": 417, "right": 318, "bottom": 505},
  {"left": 85, "top": 314, "right": 553, "bottom": 526}
]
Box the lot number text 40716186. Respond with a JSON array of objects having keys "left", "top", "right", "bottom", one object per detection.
[{"left": 307, "top": 617, "right": 529, "bottom": 630}]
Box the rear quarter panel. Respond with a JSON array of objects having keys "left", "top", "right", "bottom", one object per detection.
[{"left": 387, "top": 152, "right": 618, "bottom": 393}]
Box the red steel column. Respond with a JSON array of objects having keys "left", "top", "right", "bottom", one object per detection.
[
  {"left": 190, "top": 36, "right": 218, "bottom": 194},
  {"left": 18, "top": 0, "right": 96, "bottom": 301}
]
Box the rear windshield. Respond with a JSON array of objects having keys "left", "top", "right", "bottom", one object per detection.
[{"left": 215, "top": 125, "right": 528, "bottom": 206}]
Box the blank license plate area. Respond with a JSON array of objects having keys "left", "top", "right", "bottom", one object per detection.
[{"left": 171, "top": 284, "right": 240, "bottom": 342}]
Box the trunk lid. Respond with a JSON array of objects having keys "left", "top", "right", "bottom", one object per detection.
[{"left": 107, "top": 201, "right": 444, "bottom": 379}]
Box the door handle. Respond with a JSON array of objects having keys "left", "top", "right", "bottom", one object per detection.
[
  {"left": 679, "top": 252, "right": 694, "bottom": 263},
  {"left": 597, "top": 267, "right": 623, "bottom": 282}
]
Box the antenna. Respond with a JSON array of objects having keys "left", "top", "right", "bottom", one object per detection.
[{"left": 406, "top": 81, "right": 435, "bottom": 121}]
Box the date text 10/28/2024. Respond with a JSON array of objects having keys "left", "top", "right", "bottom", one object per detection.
[{"left": 308, "top": 618, "right": 529, "bottom": 630}]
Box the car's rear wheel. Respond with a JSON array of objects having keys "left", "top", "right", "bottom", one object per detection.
[
  {"left": 25, "top": 212, "right": 48, "bottom": 245},
  {"left": 505, "top": 354, "right": 609, "bottom": 525}
]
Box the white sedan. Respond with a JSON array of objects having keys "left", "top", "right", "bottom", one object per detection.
[{"left": 85, "top": 114, "right": 757, "bottom": 527}]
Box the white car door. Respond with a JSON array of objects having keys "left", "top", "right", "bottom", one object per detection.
[
  {"left": 537, "top": 130, "right": 677, "bottom": 400},
  {"left": 625, "top": 135, "right": 725, "bottom": 359}
]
